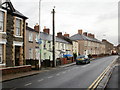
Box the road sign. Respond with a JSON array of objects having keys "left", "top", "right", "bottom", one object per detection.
[{"left": 38, "top": 39, "right": 42, "bottom": 44}]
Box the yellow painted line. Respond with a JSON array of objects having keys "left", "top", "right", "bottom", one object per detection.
[
  {"left": 88, "top": 66, "right": 109, "bottom": 89},
  {"left": 88, "top": 59, "right": 116, "bottom": 90}
]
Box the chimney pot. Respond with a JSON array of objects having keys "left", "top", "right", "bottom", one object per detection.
[
  {"left": 83, "top": 32, "right": 87, "bottom": 36},
  {"left": 64, "top": 33, "right": 69, "bottom": 37},
  {"left": 43, "top": 28, "right": 50, "bottom": 34},
  {"left": 78, "top": 29, "right": 83, "bottom": 34},
  {"left": 57, "top": 32, "right": 62, "bottom": 37},
  {"left": 34, "top": 23, "right": 39, "bottom": 32}
]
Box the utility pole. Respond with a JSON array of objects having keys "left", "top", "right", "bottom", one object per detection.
[{"left": 51, "top": 6, "right": 56, "bottom": 67}]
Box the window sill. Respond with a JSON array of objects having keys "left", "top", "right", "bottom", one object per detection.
[
  {"left": 14, "top": 35, "right": 23, "bottom": 38},
  {"left": 0, "top": 63, "right": 6, "bottom": 66},
  {"left": 36, "top": 42, "right": 39, "bottom": 44},
  {"left": 0, "top": 32, "right": 6, "bottom": 34},
  {"left": 29, "top": 41, "right": 33, "bottom": 43}
]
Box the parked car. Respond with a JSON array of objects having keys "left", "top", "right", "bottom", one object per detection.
[{"left": 76, "top": 55, "right": 90, "bottom": 65}]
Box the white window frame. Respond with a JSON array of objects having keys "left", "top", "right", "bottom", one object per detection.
[
  {"left": 29, "top": 32, "right": 33, "bottom": 42},
  {"left": 0, "top": 10, "right": 4, "bottom": 32},
  {"left": 16, "top": 18, "right": 21, "bottom": 36}
]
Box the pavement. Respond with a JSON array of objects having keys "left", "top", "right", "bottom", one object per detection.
[
  {"left": 2, "top": 56, "right": 118, "bottom": 89},
  {"left": 1, "top": 62, "right": 76, "bottom": 82},
  {"left": 105, "top": 56, "right": 120, "bottom": 89}
]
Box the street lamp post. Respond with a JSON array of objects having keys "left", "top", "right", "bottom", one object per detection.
[{"left": 38, "top": 0, "right": 42, "bottom": 69}]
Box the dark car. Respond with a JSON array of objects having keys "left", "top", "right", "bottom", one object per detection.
[{"left": 76, "top": 55, "right": 90, "bottom": 65}]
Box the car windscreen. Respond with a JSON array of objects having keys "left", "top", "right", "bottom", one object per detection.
[{"left": 76, "top": 55, "right": 85, "bottom": 59}]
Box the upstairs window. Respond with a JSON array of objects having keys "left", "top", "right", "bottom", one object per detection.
[
  {"left": 0, "top": 11, "right": 4, "bottom": 32},
  {"left": 16, "top": 19, "right": 21, "bottom": 36},
  {"left": 29, "top": 32, "right": 33, "bottom": 42}
]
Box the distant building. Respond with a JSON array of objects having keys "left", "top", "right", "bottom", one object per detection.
[
  {"left": 117, "top": 44, "right": 120, "bottom": 54},
  {"left": 0, "top": 1, "right": 27, "bottom": 67},
  {"left": 102, "top": 39, "right": 114, "bottom": 55},
  {"left": 69, "top": 30, "right": 105, "bottom": 55},
  {"left": 56, "top": 32, "right": 73, "bottom": 59}
]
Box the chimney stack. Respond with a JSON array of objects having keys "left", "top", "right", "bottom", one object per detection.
[
  {"left": 34, "top": 23, "right": 39, "bottom": 32},
  {"left": 43, "top": 26, "right": 50, "bottom": 34},
  {"left": 102, "top": 39, "right": 107, "bottom": 42},
  {"left": 57, "top": 32, "right": 62, "bottom": 37},
  {"left": 78, "top": 29, "right": 83, "bottom": 34},
  {"left": 83, "top": 32, "right": 87, "bottom": 36},
  {"left": 64, "top": 33, "right": 69, "bottom": 37},
  {"left": 91, "top": 34, "right": 95, "bottom": 38}
]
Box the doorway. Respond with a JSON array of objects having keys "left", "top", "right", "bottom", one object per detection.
[{"left": 15, "top": 46, "right": 20, "bottom": 66}]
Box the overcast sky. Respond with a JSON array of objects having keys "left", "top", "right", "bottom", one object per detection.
[{"left": 10, "top": 0, "right": 119, "bottom": 46}]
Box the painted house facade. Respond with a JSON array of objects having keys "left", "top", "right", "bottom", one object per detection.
[
  {"left": 25, "top": 24, "right": 39, "bottom": 61},
  {"left": 0, "top": 1, "right": 27, "bottom": 67},
  {"left": 56, "top": 32, "right": 73, "bottom": 57}
]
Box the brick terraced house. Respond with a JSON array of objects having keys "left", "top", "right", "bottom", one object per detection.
[{"left": 0, "top": 1, "right": 27, "bottom": 67}]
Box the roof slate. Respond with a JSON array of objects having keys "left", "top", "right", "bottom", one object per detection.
[
  {"left": 27, "top": 26, "right": 70, "bottom": 44},
  {"left": 1, "top": 1, "right": 27, "bottom": 19},
  {"left": 69, "top": 34, "right": 102, "bottom": 43}
]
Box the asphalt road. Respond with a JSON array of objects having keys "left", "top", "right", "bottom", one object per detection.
[{"left": 2, "top": 55, "right": 118, "bottom": 89}]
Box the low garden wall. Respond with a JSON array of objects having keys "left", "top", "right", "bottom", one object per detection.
[{"left": 1, "top": 65, "right": 32, "bottom": 75}]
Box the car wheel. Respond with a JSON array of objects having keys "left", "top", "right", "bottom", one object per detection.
[{"left": 76, "top": 62, "right": 79, "bottom": 65}]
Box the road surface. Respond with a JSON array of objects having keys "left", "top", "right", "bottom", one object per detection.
[{"left": 2, "top": 55, "right": 118, "bottom": 89}]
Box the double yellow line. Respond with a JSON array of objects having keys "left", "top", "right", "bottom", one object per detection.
[{"left": 88, "top": 59, "right": 116, "bottom": 90}]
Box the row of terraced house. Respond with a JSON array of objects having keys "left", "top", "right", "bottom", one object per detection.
[{"left": 0, "top": 1, "right": 115, "bottom": 69}]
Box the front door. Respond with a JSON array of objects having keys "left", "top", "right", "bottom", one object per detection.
[{"left": 15, "top": 46, "right": 20, "bottom": 66}]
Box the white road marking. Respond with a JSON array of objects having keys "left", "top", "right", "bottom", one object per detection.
[
  {"left": 65, "top": 67, "right": 69, "bottom": 69},
  {"left": 48, "top": 76, "right": 53, "bottom": 79},
  {"left": 38, "top": 79, "right": 44, "bottom": 82},
  {"left": 62, "top": 71, "right": 66, "bottom": 74},
  {"left": 56, "top": 73, "right": 60, "bottom": 76},
  {"left": 24, "top": 83, "right": 32, "bottom": 86}
]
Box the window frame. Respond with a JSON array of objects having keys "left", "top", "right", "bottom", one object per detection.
[
  {"left": 0, "top": 10, "right": 5, "bottom": 32},
  {"left": 29, "top": 32, "right": 33, "bottom": 42},
  {"left": 15, "top": 18, "right": 22, "bottom": 36}
]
